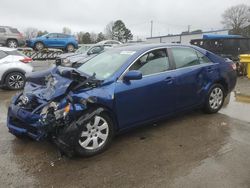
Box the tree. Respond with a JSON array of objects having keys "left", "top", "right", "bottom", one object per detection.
[
  {"left": 81, "top": 32, "right": 91, "bottom": 44},
  {"left": 37, "top": 30, "right": 48, "bottom": 37},
  {"left": 90, "top": 32, "right": 98, "bottom": 43},
  {"left": 23, "top": 27, "right": 38, "bottom": 39},
  {"left": 222, "top": 4, "right": 250, "bottom": 34},
  {"left": 124, "top": 28, "right": 133, "bottom": 42},
  {"left": 104, "top": 21, "right": 114, "bottom": 39},
  {"left": 112, "top": 20, "right": 133, "bottom": 42},
  {"left": 96, "top": 32, "right": 106, "bottom": 42},
  {"left": 62, "top": 27, "right": 71, "bottom": 35}
]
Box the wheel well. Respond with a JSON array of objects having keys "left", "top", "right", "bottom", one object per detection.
[
  {"left": 6, "top": 38, "right": 18, "bottom": 45},
  {"left": 216, "top": 79, "right": 228, "bottom": 94},
  {"left": 88, "top": 103, "right": 119, "bottom": 132},
  {"left": 66, "top": 43, "right": 75, "bottom": 48},
  {"left": 2, "top": 70, "right": 25, "bottom": 83},
  {"left": 35, "top": 41, "right": 44, "bottom": 46}
]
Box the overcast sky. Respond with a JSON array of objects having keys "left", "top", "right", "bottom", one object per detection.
[{"left": 0, "top": 0, "right": 249, "bottom": 39}]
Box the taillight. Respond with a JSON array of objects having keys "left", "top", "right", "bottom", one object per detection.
[
  {"left": 20, "top": 57, "right": 32, "bottom": 63},
  {"left": 19, "top": 33, "right": 24, "bottom": 38},
  {"left": 230, "top": 63, "right": 237, "bottom": 71}
]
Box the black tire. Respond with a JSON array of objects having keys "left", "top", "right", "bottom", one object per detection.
[
  {"left": 66, "top": 44, "right": 75, "bottom": 52},
  {"left": 75, "top": 113, "right": 114, "bottom": 157},
  {"left": 7, "top": 39, "right": 18, "bottom": 48},
  {"left": 4, "top": 72, "right": 25, "bottom": 90},
  {"left": 204, "top": 84, "right": 225, "bottom": 114},
  {"left": 35, "top": 42, "right": 44, "bottom": 51},
  {"left": 13, "top": 133, "right": 26, "bottom": 139}
]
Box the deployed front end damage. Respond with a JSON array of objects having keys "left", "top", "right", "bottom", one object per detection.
[{"left": 7, "top": 66, "right": 106, "bottom": 155}]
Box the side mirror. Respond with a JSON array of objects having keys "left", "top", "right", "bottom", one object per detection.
[{"left": 123, "top": 70, "right": 142, "bottom": 82}]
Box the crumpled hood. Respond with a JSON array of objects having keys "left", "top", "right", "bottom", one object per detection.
[
  {"left": 24, "top": 67, "right": 89, "bottom": 101},
  {"left": 57, "top": 52, "right": 76, "bottom": 59},
  {"left": 67, "top": 53, "right": 89, "bottom": 63}
]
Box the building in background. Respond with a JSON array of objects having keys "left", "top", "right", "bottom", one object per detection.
[{"left": 146, "top": 29, "right": 229, "bottom": 44}]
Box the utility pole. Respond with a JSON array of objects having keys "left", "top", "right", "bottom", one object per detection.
[
  {"left": 150, "top": 20, "right": 153, "bottom": 37},
  {"left": 187, "top": 25, "right": 191, "bottom": 33}
]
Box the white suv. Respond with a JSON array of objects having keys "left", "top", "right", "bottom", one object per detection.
[{"left": 0, "top": 47, "right": 33, "bottom": 90}]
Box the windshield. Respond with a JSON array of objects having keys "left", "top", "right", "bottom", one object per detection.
[
  {"left": 76, "top": 45, "right": 92, "bottom": 54},
  {"left": 77, "top": 50, "right": 135, "bottom": 80}
]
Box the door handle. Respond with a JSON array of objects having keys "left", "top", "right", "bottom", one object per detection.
[
  {"left": 207, "top": 67, "right": 213, "bottom": 73},
  {"left": 164, "top": 77, "right": 173, "bottom": 84}
]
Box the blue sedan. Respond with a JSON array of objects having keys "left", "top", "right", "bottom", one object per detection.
[{"left": 7, "top": 44, "right": 237, "bottom": 157}]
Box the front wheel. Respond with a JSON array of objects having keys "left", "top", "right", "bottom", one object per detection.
[
  {"left": 35, "top": 42, "right": 44, "bottom": 51},
  {"left": 75, "top": 113, "right": 114, "bottom": 157},
  {"left": 204, "top": 84, "right": 225, "bottom": 114}
]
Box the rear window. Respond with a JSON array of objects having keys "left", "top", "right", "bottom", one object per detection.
[
  {"left": 0, "top": 28, "right": 6, "bottom": 33},
  {"left": 57, "top": 33, "right": 69, "bottom": 38},
  {"left": 9, "top": 28, "right": 19, "bottom": 34}
]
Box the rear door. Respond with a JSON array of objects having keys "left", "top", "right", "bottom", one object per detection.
[
  {"left": 169, "top": 47, "right": 217, "bottom": 110},
  {"left": 57, "top": 34, "right": 68, "bottom": 47}
]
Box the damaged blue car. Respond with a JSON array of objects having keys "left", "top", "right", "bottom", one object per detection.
[{"left": 7, "top": 44, "right": 237, "bottom": 157}]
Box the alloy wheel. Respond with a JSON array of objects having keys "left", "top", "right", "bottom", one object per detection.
[
  {"left": 8, "top": 40, "right": 17, "bottom": 48},
  {"left": 209, "top": 87, "right": 223, "bottom": 110},
  {"left": 67, "top": 44, "right": 74, "bottom": 52},
  {"left": 78, "top": 116, "right": 109, "bottom": 150},
  {"left": 8, "top": 74, "right": 25, "bottom": 89},
  {"left": 35, "top": 43, "right": 44, "bottom": 51}
]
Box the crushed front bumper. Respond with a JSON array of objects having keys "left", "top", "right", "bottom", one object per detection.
[{"left": 7, "top": 95, "right": 46, "bottom": 140}]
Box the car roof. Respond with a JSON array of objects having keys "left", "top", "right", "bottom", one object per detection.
[
  {"left": 0, "top": 47, "right": 17, "bottom": 52},
  {"left": 97, "top": 40, "right": 122, "bottom": 44},
  {"left": 110, "top": 43, "right": 204, "bottom": 53}
]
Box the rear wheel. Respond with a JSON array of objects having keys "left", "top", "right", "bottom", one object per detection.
[
  {"left": 75, "top": 113, "right": 114, "bottom": 157},
  {"left": 204, "top": 84, "right": 225, "bottom": 113},
  {"left": 35, "top": 42, "right": 44, "bottom": 51},
  {"left": 66, "top": 44, "right": 75, "bottom": 52},
  {"left": 7, "top": 39, "right": 18, "bottom": 48},
  {"left": 4, "top": 72, "right": 25, "bottom": 90}
]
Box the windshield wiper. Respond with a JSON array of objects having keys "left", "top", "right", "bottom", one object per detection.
[{"left": 72, "top": 73, "right": 100, "bottom": 91}]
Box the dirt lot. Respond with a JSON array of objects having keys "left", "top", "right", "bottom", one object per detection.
[{"left": 0, "top": 62, "right": 250, "bottom": 187}]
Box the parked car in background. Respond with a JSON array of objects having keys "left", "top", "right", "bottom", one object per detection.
[
  {"left": 0, "top": 47, "right": 33, "bottom": 90},
  {"left": 55, "top": 44, "right": 113, "bottom": 68},
  {"left": 97, "top": 40, "right": 122, "bottom": 45},
  {"left": 26, "top": 33, "right": 78, "bottom": 52},
  {"left": 7, "top": 44, "right": 237, "bottom": 157},
  {"left": 0, "top": 26, "right": 25, "bottom": 48}
]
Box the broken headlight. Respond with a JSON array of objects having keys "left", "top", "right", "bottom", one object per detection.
[
  {"left": 61, "top": 59, "right": 71, "bottom": 67},
  {"left": 40, "top": 101, "right": 70, "bottom": 122}
]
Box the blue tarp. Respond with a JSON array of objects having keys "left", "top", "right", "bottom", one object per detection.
[{"left": 203, "top": 34, "right": 243, "bottom": 39}]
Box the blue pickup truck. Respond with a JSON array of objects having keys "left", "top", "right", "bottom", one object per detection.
[{"left": 26, "top": 33, "right": 78, "bottom": 52}]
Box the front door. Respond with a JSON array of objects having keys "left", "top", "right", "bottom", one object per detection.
[{"left": 114, "top": 48, "right": 177, "bottom": 129}]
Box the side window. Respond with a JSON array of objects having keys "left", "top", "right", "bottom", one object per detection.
[
  {"left": 0, "top": 28, "right": 6, "bottom": 33},
  {"left": 0, "top": 51, "right": 7, "bottom": 59},
  {"left": 89, "top": 46, "right": 103, "bottom": 54},
  {"left": 57, "top": 34, "right": 68, "bottom": 38},
  {"left": 9, "top": 28, "right": 19, "bottom": 34},
  {"left": 171, "top": 47, "right": 200, "bottom": 68},
  {"left": 47, "top": 33, "right": 57, "bottom": 38},
  {"left": 129, "top": 49, "right": 170, "bottom": 76},
  {"left": 196, "top": 51, "right": 210, "bottom": 64}
]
